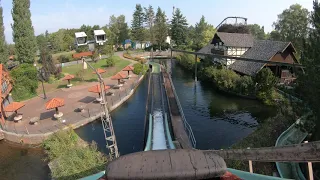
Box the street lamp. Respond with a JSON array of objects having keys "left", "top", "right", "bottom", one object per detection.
[{"left": 34, "top": 64, "right": 47, "bottom": 99}]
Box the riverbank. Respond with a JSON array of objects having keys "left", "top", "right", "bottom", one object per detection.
[{"left": 0, "top": 59, "right": 146, "bottom": 145}]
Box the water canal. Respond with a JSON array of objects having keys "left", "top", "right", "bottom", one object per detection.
[{"left": 0, "top": 60, "right": 276, "bottom": 179}]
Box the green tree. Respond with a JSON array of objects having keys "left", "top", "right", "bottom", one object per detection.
[
  {"left": 170, "top": 8, "right": 188, "bottom": 47},
  {"left": 11, "top": 0, "right": 37, "bottom": 64},
  {"left": 273, "top": 4, "right": 309, "bottom": 55},
  {"left": 154, "top": 7, "right": 168, "bottom": 50},
  {"left": 297, "top": 1, "right": 320, "bottom": 139},
  {"left": 10, "top": 64, "right": 38, "bottom": 101},
  {"left": 80, "top": 24, "right": 93, "bottom": 40},
  {"left": 109, "top": 15, "right": 129, "bottom": 46},
  {"left": 131, "top": 4, "right": 145, "bottom": 44},
  {"left": 144, "top": 5, "right": 155, "bottom": 44},
  {"left": 268, "top": 30, "right": 282, "bottom": 41},
  {"left": 247, "top": 24, "right": 266, "bottom": 40},
  {"left": 40, "top": 45, "right": 56, "bottom": 77},
  {"left": 0, "top": 1, "right": 8, "bottom": 64},
  {"left": 194, "top": 16, "right": 216, "bottom": 50}
]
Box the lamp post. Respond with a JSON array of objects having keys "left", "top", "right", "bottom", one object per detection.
[{"left": 34, "top": 64, "right": 47, "bottom": 99}]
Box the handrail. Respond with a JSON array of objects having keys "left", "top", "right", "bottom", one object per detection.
[
  {"left": 167, "top": 73, "right": 196, "bottom": 148},
  {"left": 144, "top": 114, "right": 153, "bottom": 151},
  {"left": 164, "top": 113, "right": 175, "bottom": 149}
]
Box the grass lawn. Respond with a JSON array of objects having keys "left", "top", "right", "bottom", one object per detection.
[{"left": 36, "top": 56, "right": 131, "bottom": 93}]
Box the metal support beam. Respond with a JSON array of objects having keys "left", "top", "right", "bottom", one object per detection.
[
  {"left": 195, "top": 55, "right": 198, "bottom": 81},
  {"left": 209, "top": 141, "right": 320, "bottom": 162},
  {"left": 172, "top": 49, "right": 304, "bottom": 68}
]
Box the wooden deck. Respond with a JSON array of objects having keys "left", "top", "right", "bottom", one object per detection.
[{"left": 162, "top": 69, "right": 193, "bottom": 149}]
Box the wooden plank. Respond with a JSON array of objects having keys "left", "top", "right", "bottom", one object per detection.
[{"left": 208, "top": 141, "right": 320, "bottom": 162}]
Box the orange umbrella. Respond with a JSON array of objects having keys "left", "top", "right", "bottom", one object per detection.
[
  {"left": 92, "top": 68, "right": 106, "bottom": 74},
  {"left": 111, "top": 72, "right": 127, "bottom": 84},
  {"left": 46, "top": 98, "right": 65, "bottom": 114},
  {"left": 4, "top": 102, "right": 25, "bottom": 114},
  {"left": 88, "top": 84, "right": 110, "bottom": 98},
  {"left": 62, "top": 74, "right": 75, "bottom": 85},
  {"left": 122, "top": 66, "right": 134, "bottom": 76}
]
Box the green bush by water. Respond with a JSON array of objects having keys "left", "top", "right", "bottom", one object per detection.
[
  {"left": 133, "top": 63, "right": 148, "bottom": 75},
  {"left": 176, "top": 53, "right": 282, "bottom": 105},
  {"left": 43, "top": 129, "right": 107, "bottom": 180}
]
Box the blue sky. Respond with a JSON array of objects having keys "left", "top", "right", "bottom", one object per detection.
[{"left": 2, "top": 0, "right": 313, "bottom": 43}]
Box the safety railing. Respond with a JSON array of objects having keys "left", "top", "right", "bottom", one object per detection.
[{"left": 167, "top": 73, "right": 196, "bottom": 148}]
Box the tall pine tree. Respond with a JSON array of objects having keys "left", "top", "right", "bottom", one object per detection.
[
  {"left": 170, "top": 8, "right": 188, "bottom": 47},
  {"left": 144, "top": 5, "right": 155, "bottom": 44},
  {"left": 154, "top": 7, "right": 168, "bottom": 49},
  {"left": 131, "top": 4, "right": 145, "bottom": 45},
  {"left": 0, "top": 0, "right": 8, "bottom": 64},
  {"left": 12, "top": 0, "right": 37, "bottom": 64},
  {"left": 297, "top": 0, "right": 320, "bottom": 139},
  {"left": 194, "top": 16, "right": 216, "bottom": 50}
]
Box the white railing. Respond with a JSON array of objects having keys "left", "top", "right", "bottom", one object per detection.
[{"left": 167, "top": 73, "right": 196, "bottom": 148}]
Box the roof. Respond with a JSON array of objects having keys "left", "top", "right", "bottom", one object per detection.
[
  {"left": 75, "top": 32, "right": 87, "bottom": 38},
  {"left": 122, "top": 66, "right": 134, "bottom": 71},
  {"left": 213, "top": 32, "right": 254, "bottom": 47},
  {"left": 230, "top": 40, "right": 294, "bottom": 76},
  {"left": 111, "top": 72, "right": 127, "bottom": 80},
  {"left": 197, "top": 44, "right": 215, "bottom": 54},
  {"left": 88, "top": 84, "right": 110, "bottom": 93},
  {"left": 62, "top": 74, "right": 75, "bottom": 81},
  {"left": 4, "top": 102, "right": 25, "bottom": 112},
  {"left": 94, "top": 30, "right": 106, "bottom": 36},
  {"left": 72, "top": 51, "right": 93, "bottom": 59},
  {"left": 46, "top": 98, "right": 65, "bottom": 110}
]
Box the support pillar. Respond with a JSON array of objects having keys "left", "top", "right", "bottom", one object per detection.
[{"left": 195, "top": 55, "right": 198, "bottom": 81}]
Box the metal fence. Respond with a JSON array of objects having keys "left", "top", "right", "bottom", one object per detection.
[{"left": 167, "top": 73, "right": 196, "bottom": 148}]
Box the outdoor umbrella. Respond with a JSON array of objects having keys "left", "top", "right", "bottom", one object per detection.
[
  {"left": 111, "top": 72, "right": 127, "bottom": 85},
  {"left": 92, "top": 68, "right": 106, "bottom": 74},
  {"left": 122, "top": 66, "right": 134, "bottom": 76},
  {"left": 62, "top": 74, "right": 75, "bottom": 86},
  {"left": 4, "top": 102, "right": 25, "bottom": 114},
  {"left": 45, "top": 98, "right": 65, "bottom": 114},
  {"left": 88, "top": 84, "right": 110, "bottom": 98}
]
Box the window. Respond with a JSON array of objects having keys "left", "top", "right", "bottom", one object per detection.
[{"left": 2, "top": 80, "right": 8, "bottom": 94}]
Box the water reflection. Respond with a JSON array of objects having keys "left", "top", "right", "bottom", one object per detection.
[{"left": 171, "top": 61, "right": 276, "bottom": 150}]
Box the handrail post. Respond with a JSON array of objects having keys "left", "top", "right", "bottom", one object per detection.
[
  {"left": 247, "top": 147, "right": 253, "bottom": 173},
  {"left": 195, "top": 55, "right": 197, "bottom": 81},
  {"left": 304, "top": 141, "right": 314, "bottom": 180}
]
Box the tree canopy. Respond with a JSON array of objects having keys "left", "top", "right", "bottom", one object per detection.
[
  {"left": 194, "top": 16, "right": 216, "bottom": 50},
  {"left": 131, "top": 4, "right": 145, "bottom": 42},
  {"left": 273, "top": 4, "right": 309, "bottom": 56},
  {"left": 154, "top": 7, "right": 168, "bottom": 49},
  {"left": 247, "top": 24, "right": 266, "bottom": 40},
  {"left": 12, "top": 0, "right": 37, "bottom": 64},
  {"left": 0, "top": 1, "right": 8, "bottom": 64},
  {"left": 170, "top": 8, "right": 188, "bottom": 47},
  {"left": 297, "top": 1, "right": 320, "bottom": 139},
  {"left": 144, "top": 5, "right": 155, "bottom": 44}
]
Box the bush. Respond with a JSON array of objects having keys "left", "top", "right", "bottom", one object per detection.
[
  {"left": 100, "top": 45, "right": 114, "bottom": 56},
  {"left": 105, "top": 57, "right": 115, "bottom": 67},
  {"left": 76, "top": 69, "right": 85, "bottom": 81},
  {"left": 176, "top": 53, "right": 196, "bottom": 71},
  {"left": 117, "top": 47, "right": 124, "bottom": 51},
  {"left": 75, "top": 46, "right": 89, "bottom": 53},
  {"left": 43, "top": 129, "right": 107, "bottom": 179},
  {"left": 58, "top": 54, "right": 72, "bottom": 63},
  {"left": 133, "top": 63, "right": 148, "bottom": 75},
  {"left": 10, "top": 64, "right": 38, "bottom": 101},
  {"left": 254, "top": 68, "right": 278, "bottom": 104}
]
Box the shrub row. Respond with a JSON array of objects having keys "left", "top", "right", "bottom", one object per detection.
[{"left": 176, "top": 53, "right": 281, "bottom": 105}]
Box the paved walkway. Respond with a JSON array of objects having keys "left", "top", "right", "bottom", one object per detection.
[{"left": 2, "top": 55, "right": 142, "bottom": 139}]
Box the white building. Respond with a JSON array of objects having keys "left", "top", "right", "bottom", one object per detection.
[
  {"left": 75, "top": 32, "right": 88, "bottom": 46},
  {"left": 94, "top": 30, "right": 107, "bottom": 45}
]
